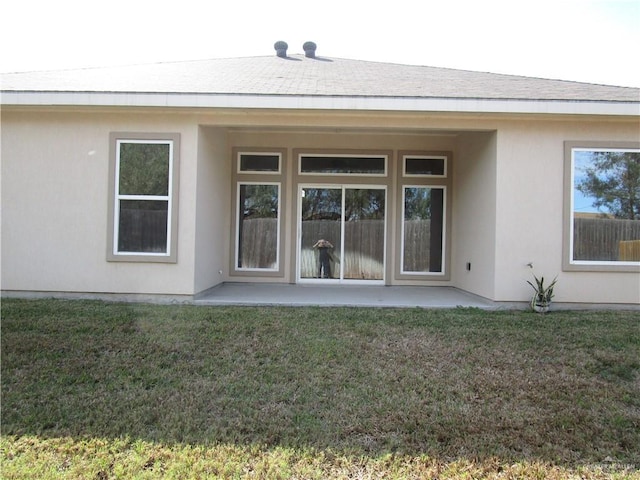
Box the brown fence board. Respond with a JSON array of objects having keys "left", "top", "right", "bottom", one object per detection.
[{"left": 574, "top": 218, "right": 640, "bottom": 261}]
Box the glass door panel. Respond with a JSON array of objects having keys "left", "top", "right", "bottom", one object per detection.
[
  {"left": 343, "top": 188, "right": 385, "bottom": 280},
  {"left": 300, "top": 188, "right": 342, "bottom": 279},
  {"left": 299, "top": 186, "right": 386, "bottom": 282}
]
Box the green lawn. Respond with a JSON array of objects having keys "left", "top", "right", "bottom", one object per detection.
[{"left": 1, "top": 299, "right": 639, "bottom": 479}]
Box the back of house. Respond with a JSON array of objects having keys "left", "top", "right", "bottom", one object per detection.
[{"left": 2, "top": 43, "right": 639, "bottom": 306}]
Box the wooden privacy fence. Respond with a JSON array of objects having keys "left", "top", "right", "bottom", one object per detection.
[
  {"left": 403, "top": 219, "right": 433, "bottom": 272},
  {"left": 121, "top": 212, "right": 640, "bottom": 265},
  {"left": 239, "top": 219, "right": 434, "bottom": 274},
  {"left": 300, "top": 220, "right": 386, "bottom": 279},
  {"left": 119, "top": 209, "right": 168, "bottom": 253},
  {"left": 619, "top": 240, "right": 640, "bottom": 261},
  {"left": 239, "top": 218, "right": 278, "bottom": 269},
  {"left": 574, "top": 218, "right": 640, "bottom": 261}
]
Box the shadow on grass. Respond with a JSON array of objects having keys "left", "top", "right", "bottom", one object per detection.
[{"left": 2, "top": 299, "right": 639, "bottom": 471}]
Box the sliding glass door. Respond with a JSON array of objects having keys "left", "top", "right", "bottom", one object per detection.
[{"left": 299, "top": 186, "right": 385, "bottom": 283}]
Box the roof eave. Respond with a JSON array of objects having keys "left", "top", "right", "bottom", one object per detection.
[{"left": 2, "top": 91, "right": 639, "bottom": 116}]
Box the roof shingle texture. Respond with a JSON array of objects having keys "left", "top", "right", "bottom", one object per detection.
[{"left": 2, "top": 55, "right": 638, "bottom": 102}]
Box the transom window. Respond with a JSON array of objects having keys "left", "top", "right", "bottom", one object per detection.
[
  {"left": 108, "top": 133, "right": 180, "bottom": 262},
  {"left": 564, "top": 142, "right": 640, "bottom": 272},
  {"left": 299, "top": 154, "right": 387, "bottom": 176},
  {"left": 238, "top": 152, "right": 281, "bottom": 173},
  {"left": 403, "top": 155, "right": 447, "bottom": 177}
]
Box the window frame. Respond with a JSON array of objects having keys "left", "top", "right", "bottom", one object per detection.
[
  {"left": 402, "top": 155, "right": 448, "bottom": 178},
  {"left": 237, "top": 151, "right": 282, "bottom": 174},
  {"left": 396, "top": 151, "right": 452, "bottom": 281},
  {"left": 563, "top": 141, "right": 640, "bottom": 272},
  {"left": 400, "top": 185, "right": 447, "bottom": 276},
  {"left": 107, "top": 132, "right": 180, "bottom": 263},
  {"left": 230, "top": 148, "right": 287, "bottom": 277},
  {"left": 235, "top": 181, "right": 282, "bottom": 272},
  {"left": 298, "top": 153, "right": 388, "bottom": 177},
  {"left": 296, "top": 183, "right": 388, "bottom": 284}
]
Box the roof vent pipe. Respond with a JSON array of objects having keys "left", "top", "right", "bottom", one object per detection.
[
  {"left": 303, "top": 41, "right": 317, "bottom": 58},
  {"left": 274, "top": 41, "right": 288, "bottom": 58}
]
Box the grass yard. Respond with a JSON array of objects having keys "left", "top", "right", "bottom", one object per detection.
[{"left": 1, "top": 299, "right": 639, "bottom": 479}]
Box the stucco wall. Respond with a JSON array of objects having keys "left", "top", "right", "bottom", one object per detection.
[
  {"left": 2, "top": 108, "right": 638, "bottom": 304},
  {"left": 1, "top": 111, "right": 199, "bottom": 295},
  {"left": 453, "top": 131, "right": 498, "bottom": 300},
  {"left": 493, "top": 118, "right": 640, "bottom": 304},
  {"left": 194, "top": 127, "right": 229, "bottom": 293}
]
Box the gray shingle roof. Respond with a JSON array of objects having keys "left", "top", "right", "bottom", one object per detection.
[{"left": 2, "top": 55, "right": 638, "bottom": 102}]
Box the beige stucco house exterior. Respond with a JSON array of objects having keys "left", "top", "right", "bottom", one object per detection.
[{"left": 2, "top": 43, "right": 639, "bottom": 306}]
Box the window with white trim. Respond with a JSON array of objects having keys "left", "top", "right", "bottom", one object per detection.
[
  {"left": 299, "top": 154, "right": 387, "bottom": 176},
  {"left": 401, "top": 186, "right": 446, "bottom": 274},
  {"left": 236, "top": 182, "right": 281, "bottom": 271},
  {"left": 397, "top": 152, "right": 451, "bottom": 279},
  {"left": 237, "top": 152, "right": 281, "bottom": 174},
  {"left": 108, "top": 133, "right": 180, "bottom": 262},
  {"left": 231, "top": 149, "right": 286, "bottom": 276},
  {"left": 564, "top": 142, "right": 640, "bottom": 271},
  {"left": 403, "top": 155, "right": 447, "bottom": 177}
]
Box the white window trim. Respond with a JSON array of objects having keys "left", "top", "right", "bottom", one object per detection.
[
  {"left": 235, "top": 181, "right": 282, "bottom": 272},
  {"left": 108, "top": 133, "right": 180, "bottom": 263},
  {"left": 400, "top": 185, "right": 447, "bottom": 276},
  {"left": 298, "top": 153, "right": 388, "bottom": 177},
  {"left": 563, "top": 141, "right": 640, "bottom": 272},
  {"left": 402, "top": 155, "right": 448, "bottom": 178},
  {"left": 237, "top": 151, "right": 282, "bottom": 175}
]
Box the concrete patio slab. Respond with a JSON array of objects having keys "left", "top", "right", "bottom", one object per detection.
[{"left": 195, "top": 283, "right": 505, "bottom": 309}]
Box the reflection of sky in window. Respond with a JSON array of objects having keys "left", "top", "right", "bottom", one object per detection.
[{"left": 573, "top": 151, "right": 610, "bottom": 214}]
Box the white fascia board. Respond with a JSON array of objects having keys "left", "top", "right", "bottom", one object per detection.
[{"left": 2, "top": 91, "right": 639, "bottom": 116}]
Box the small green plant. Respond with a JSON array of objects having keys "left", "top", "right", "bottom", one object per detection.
[{"left": 527, "top": 275, "right": 557, "bottom": 313}]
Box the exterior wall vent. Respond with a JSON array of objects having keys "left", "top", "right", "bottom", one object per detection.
[
  {"left": 303, "top": 41, "right": 317, "bottom": 58},
  {"left": 274, "top": 41, "right": 288, "bottom": 58}
]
